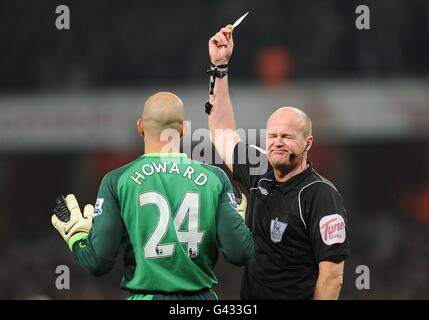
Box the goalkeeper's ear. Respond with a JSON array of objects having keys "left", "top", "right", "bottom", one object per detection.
[
  {"left": 136, "top": 118, "right": 144, "bottom": 137},
  {"left": 179, "top": 121, "right": 187, "bottom": 138}
]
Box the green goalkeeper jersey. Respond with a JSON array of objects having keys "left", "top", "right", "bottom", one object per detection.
[{"left": 70, "top": 153, "right": 253, "bottom": 294}]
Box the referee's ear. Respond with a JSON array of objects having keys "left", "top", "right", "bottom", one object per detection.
[
  {"left": 305, "top": 136, "right": 313, "bottom": 151},
  {"left": 136, "top": 119, "right": 144, "bottom": 137}
]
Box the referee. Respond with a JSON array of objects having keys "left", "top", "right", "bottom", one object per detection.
[{"left": 207, "top": 25, "right": 350, "bottom": 299}]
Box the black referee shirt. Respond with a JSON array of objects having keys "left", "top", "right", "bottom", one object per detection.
[{"left": 233, "top": 142, "right": 350, "bottom": 300}]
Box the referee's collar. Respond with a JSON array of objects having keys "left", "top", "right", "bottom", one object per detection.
[{"left": 276, "top": 162, "right": 314, "bottom": 194}]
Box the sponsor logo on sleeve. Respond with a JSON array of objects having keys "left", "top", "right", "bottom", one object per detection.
[
  {"left": 319, "top": 214, "right": 346, "bottom": 245},
  {"left": 94, "top": 198, "right": 104, "bottom": 217}
]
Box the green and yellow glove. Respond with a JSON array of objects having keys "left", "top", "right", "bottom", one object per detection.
[
  {"left": 237, "top": 192, "right": 247, "bottom": 221},
  {"left": 232, "top": 184, "right": 247, "bottom": 222},
  {"left": 51, "top": 194, "right": 94, "bottom": 250}
]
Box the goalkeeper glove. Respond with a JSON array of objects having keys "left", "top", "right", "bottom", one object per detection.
[
  {"left": 237, "top": 192, "right": 247, "bottom": 221},
  {"left": 51, "top": 194, "right": 94, "bottom": 250},
  {"left": 232, "top": 184, "right": 247, "bottom": 221}
]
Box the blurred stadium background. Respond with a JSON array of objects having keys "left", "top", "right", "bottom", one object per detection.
[{"left": 1, "top": 0, "right": 428, "bottom": 299}]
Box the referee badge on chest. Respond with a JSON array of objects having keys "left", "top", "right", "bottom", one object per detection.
[{"left": 270, "top": 217, "right": 287, "bottom": 243}]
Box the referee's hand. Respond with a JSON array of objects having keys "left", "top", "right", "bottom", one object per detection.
[{"left": 209, "top": 25, "right": 234, "bottom": 66}]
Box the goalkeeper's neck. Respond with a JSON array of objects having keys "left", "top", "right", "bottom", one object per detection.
[{"left": 143, "top": 134, "right": 182, "bottom": 154}]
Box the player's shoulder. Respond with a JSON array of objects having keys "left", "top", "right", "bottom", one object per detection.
[
  {"left": 197, "top": 162, "right": 230, "bottom": 184},
  {"left": 299, "top": 172, "right": 340, "bottom": 197},
  {"left": 102, "top": 157, "right": 141, "bottom": 185}
]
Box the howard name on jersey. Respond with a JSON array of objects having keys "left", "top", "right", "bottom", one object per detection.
[{"left": 129, "top": 160, "right": 208, "bottom": 186}]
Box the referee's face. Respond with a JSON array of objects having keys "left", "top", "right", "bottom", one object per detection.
[{"left": 266, "top": 109, "right": 307, "bottom": 169}]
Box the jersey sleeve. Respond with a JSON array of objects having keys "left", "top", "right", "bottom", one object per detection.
[
  {"left": 215, "top": 169, "right": 254, "bottom": 266},
  {"left": 304, "top": 183, "right": 350, "bottom": 264},
  {"left": 232, "top": 142, "right": 269, "bottom": 190},
  {"left": 71, "top": 172, "right": 123, "bottom": 276}
]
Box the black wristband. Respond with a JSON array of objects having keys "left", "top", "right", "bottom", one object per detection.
[
  {"left": 211, "top": 63, "right": 228, "bottom": 69},
  {"left": 205, "top": 101, "right": 213, "bottom": 115},
  {"left": 205, "top": 63, "right": 229, "bottom": 115},
  {"left": 207, "top": 65, "right": 229, "bottom": 78}
]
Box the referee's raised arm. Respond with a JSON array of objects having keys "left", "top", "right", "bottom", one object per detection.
[{"left": 207, "top": 25, "right": 241, "bottom": 172}]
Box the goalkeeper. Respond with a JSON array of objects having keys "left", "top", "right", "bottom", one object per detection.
[{"left": 51, "top": 92, "right": 253, "bottom": 300}]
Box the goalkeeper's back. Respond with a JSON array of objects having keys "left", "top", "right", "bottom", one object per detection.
[
  {"left": 69, "top": 91, "right": 252, "bottom": 299},
  {"left": 71, "top": 153, "right": 253, "bottom": 298}
]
